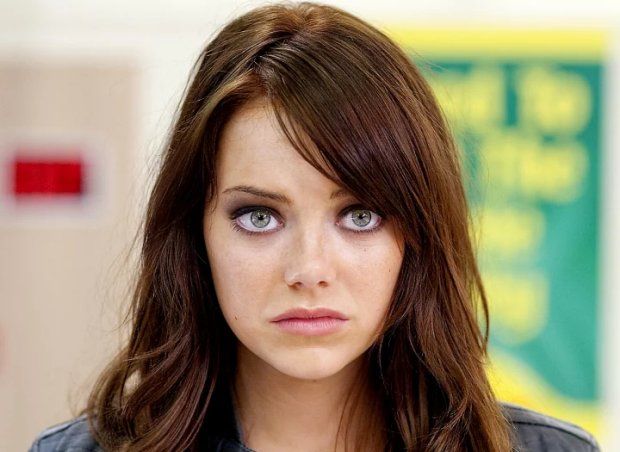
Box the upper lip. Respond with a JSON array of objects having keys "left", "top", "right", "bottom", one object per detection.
[{"left": 271, "top": 308, "right": 349, "bottom": 322}]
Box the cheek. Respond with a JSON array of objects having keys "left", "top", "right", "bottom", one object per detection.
[
  {"left": 208, "top": 252, "right": 259, "bottom": 338},
  {"left": 344, "top": 238, "right": 403, "bottom": 326},
  {"left": 205, "top": 226, "right": 279, "bottom": 322}
]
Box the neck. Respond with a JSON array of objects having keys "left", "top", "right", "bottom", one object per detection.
[{"left": 232, "top": 343, "right": 378, "bottom": 452}]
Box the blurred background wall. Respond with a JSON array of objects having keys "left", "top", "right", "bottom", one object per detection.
[{"left": 0, "top": 1, "right": 618, "bottom": 450}]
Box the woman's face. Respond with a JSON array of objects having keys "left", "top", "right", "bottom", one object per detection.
[{"left": 203, "top": 98, "right": 404, "bottom": 381}]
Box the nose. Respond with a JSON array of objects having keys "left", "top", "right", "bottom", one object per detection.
[{"left": 283, "top": 222, "right": 336, "bottom": 290}]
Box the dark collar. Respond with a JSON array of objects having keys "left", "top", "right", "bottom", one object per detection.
[
  {"left": 197, "top": 392, "right": 600, "bottom": 452},
  {"left": 199, "top": 383, "right": 256, "bottom": 451}
]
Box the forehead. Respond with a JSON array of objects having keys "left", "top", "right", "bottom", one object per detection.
[
  {"left": 218, "top": 99, "right": 287, "bottom": 167},
  {"left": 215, "top": 99, "right": 340, "bottom": 195}
]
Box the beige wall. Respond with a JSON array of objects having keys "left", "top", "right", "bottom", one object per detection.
[{"left": 0, "top": 61, "right": 139, "bottom": 451}]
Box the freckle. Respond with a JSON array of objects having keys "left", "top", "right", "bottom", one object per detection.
[{"left": 234, "top": 316, "right": 238, "bottom": 320}]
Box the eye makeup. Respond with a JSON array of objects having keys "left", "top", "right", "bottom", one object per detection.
[{"left": 226, "top": 203, "right": 386, "bottom": 237}]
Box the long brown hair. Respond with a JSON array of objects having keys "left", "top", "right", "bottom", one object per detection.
[{"left": 84, "top": 2, "right": 515, "bottom": 450}]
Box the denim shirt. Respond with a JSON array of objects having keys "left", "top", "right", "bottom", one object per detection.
[{"left": 29, "top": 401, "right": 600, "bottom": 451}]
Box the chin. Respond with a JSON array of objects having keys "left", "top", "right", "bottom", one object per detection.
[{"left": 269, "top": 349, "right": 355, "bottom": 381}]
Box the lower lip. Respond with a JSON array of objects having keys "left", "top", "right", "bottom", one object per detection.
[{"left": 272, "top": 317, "right": 348, "bottom": 336}]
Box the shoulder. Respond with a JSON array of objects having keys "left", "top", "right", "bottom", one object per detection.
[
  {"left": 500, "top": 402, "right": 600, "bottom": 451},
  {"left": 29, "top": 415, "right": 102, "bottom": 452},
  {"left": 28, "top": 404, "right": 601, "bottom": 452}
]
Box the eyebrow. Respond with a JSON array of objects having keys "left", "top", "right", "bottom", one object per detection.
[{"left": 222, "top": 185, "right": 352, "bottom": 205}]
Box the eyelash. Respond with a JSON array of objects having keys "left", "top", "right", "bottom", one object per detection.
[{"left": 228, "top": 204, "right": 385, "bottom": 237}]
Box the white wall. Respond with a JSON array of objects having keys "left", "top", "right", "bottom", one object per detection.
[{"left": 1, "top": 1, "right": 618, "bottom": 450}]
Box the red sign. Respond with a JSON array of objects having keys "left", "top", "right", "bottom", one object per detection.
[{"left": 11, "top": 157, "right": 84, "bottom": 196}]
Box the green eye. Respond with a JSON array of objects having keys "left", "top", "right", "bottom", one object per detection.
[
  {"left": 341, "top": 206, "right": 382, "bottom": 234},
  {"left": 350, "top": 209, "right": 372, "bottom": 227},
  {"left": 230, "top": 206, "right": 281, "bottom": 235},
  {"left": 250, "top": 209, "right": 271, "bottom": 228},
  {"left": 229, "top": 204, "right": 384, "bottom": 236}
]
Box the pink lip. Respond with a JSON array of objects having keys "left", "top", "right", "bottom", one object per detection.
[
  {"left": 271, "top": 308, "right": 348, "bottom": 322},
  {"left": 271, "top": 308, "right": 349, "bottom": 336}
]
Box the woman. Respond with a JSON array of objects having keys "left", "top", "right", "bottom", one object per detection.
[{"left": 30, "top": 2, "right": 600, "bottom": 451}]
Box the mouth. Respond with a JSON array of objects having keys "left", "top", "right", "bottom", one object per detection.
[{"left": 270, "top": 307, "right": 349, "bottom": 336}]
